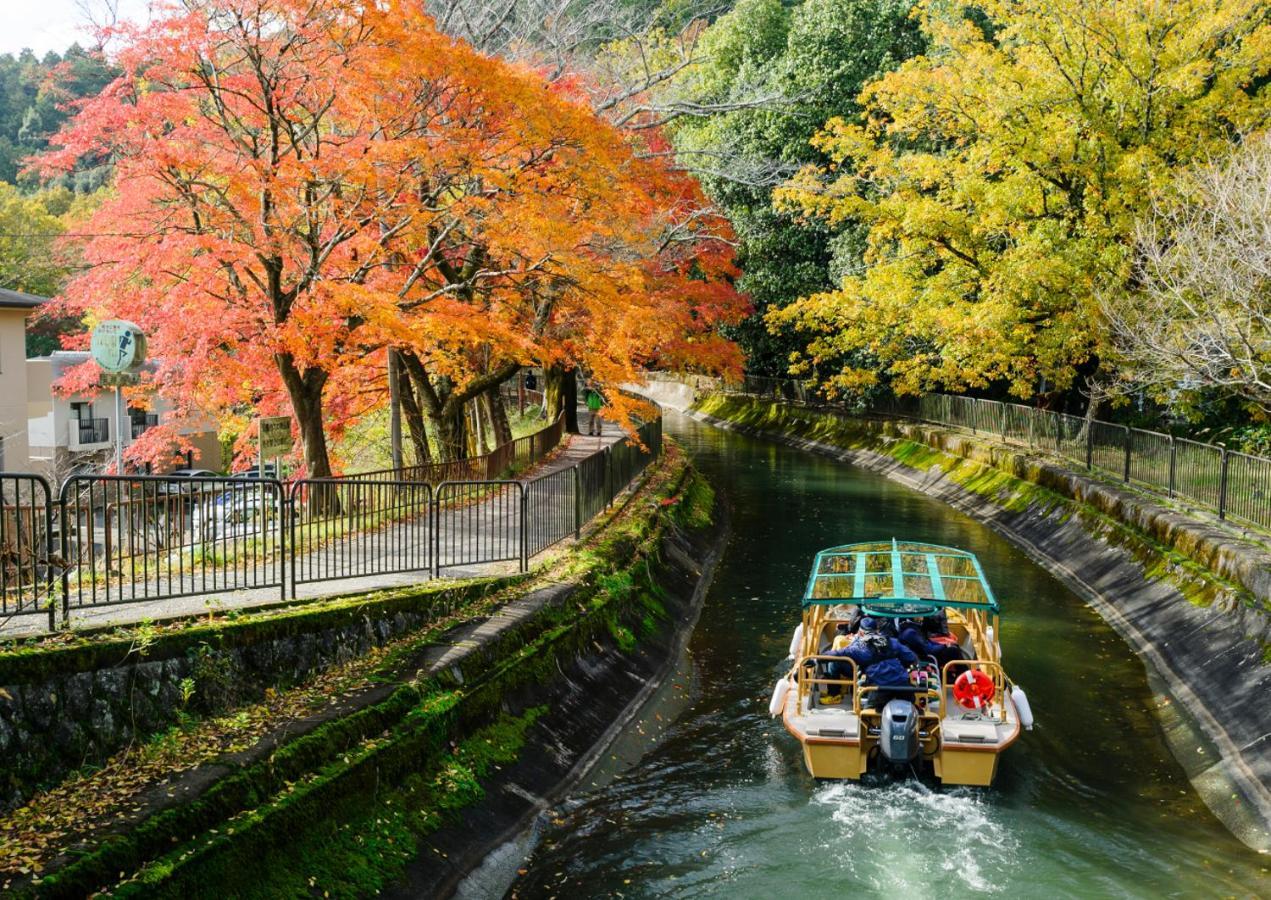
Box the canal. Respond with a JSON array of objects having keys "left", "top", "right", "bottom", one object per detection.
[{"left": 503, "top": 410, "right": 1268, "bottom": 897}]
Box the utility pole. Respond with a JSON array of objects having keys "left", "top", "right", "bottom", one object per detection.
[{"left": 388, "top": 349, "right": 403, "bottom": 473}]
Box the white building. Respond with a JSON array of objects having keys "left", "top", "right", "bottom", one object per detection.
[
  {"left": 0, "top": 288, "right": 44, "bottom": 472},
  {"left": 27, "top": 351, "right": 221, "bottom": 480}
]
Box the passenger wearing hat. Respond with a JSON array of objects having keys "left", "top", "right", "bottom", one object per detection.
[{"left": 824, "top": 616, "right": 919, "bottom": 709}]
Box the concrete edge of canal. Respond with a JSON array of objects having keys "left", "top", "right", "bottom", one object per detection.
[{"left": 648, "top": 384, "right": 1270, "bottom": 855}]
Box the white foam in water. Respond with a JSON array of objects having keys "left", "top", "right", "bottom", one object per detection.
[{"left": 811, "top": 780, "right": 1018, "bottom": 893}]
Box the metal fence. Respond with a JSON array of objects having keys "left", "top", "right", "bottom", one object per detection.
[
  {"left": 353, "top": 413, "right": 565, "bottom": 484},
  {"left": 723, "top": 378, "right": 1271, "bottom": 533},
  {"left": 0, "top": 406, "right": 662, "bottom": 631}
]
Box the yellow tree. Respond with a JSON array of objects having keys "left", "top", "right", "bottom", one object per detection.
[{"left": 770, "top": 0, "right": 1271, "bottom": 400}]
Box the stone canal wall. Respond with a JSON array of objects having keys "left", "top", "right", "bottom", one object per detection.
[
  {"left": 0, "top": 579, "right": 511, "bottom": 813},
  {"left": 677, "top": 390, "right": 1270, "bottom": 853}
]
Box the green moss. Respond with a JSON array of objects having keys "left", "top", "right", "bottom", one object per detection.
[
  {"left": 207, "top": 706, "right": 549, "bottom": 900},
  {"left": 673, "top": 470, "right": 716, "bottom": 530}
]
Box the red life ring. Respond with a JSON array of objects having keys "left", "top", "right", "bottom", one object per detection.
[{"left": 953, "top": 669, "right": 996, "bottom": 709}]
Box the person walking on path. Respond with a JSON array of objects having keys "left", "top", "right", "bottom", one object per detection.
[{"left": 584, "top": 384, "right": 605, "bottom": 436}]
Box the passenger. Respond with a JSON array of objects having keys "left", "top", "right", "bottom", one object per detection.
[
  {"left": 818, "top": 624, "right": 855, "bottom": 703},
  {"left": 825, "top": 617, "right": 919, "bottom": 710},
  {"left": 898, "top": 611, "right": 967, "bottom": 675}
]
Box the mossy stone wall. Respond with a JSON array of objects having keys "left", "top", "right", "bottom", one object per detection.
[{"left": 0, "top": 580, "right": 507, "bottom": 812}]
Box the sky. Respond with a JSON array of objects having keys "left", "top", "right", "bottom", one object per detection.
[{"left": 1, "top": 0, "right": 152, "bottom": 57}]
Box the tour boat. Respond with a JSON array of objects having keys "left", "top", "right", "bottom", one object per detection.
[{"left": 768, "top": 540, "right": 1033, "bottom": 786}]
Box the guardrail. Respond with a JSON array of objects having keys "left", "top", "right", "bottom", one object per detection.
[
  {"left": 722, "top": 377, "right": 1271, "bottom": 533},
  {"left": 0, "top": 406, "right": 662, "bottom": 631}
]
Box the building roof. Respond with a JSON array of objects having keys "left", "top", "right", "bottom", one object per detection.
[{"left": 0, "top": 287, "right": 47, "bottom": 310}]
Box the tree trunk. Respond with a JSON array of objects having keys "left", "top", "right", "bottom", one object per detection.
[
  {"left": 396, "top": 363, "right": 431, "bottom": 467},
  {"left": 276, "top": 353, "right": 332, "bottom": 478},
  {"left": 276, "top": 352, "right": 337, "bottom": 515},
  {"left": 397, "top": 349, "right": 519, "bottom": 462},
  {"left": 433, "top": 403, "right": 468, "bottom": 461},
  {"left": 467, "top": 400, "right": 485, "bottom": 457},
  {"left": 545, "top": 363, "right": 579, "bottom": 433},
  {"left": 487, "top": 387, "right": 514, "bottom": 446}
]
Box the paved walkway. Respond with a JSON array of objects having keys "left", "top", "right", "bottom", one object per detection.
[{"left": 0, "top": 417, "right": 629, "bottom": 638}]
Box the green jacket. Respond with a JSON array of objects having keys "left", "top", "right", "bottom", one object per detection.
[{"left": 585, "top": 389, "right": 603, "bottom": 411}]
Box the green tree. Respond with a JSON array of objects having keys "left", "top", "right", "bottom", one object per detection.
[
  {"left": 771, "top": 0, "right": 1271, "bottom": 400},
  {"left": 670, "top": 0, "right": 924, "bottom": 376},
  {"left": 0, "top": 182, "right": 65, "bottom": 296}
]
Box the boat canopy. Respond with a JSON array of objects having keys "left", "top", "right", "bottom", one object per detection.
[{"left": 802, "top": 539, "right": 999, "bottom": 615}]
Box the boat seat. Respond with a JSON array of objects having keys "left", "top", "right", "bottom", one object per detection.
[
  {"left": 803, "top": 706, "right": 859, "bottom": 738},
  {"left": 941, "top": 717, "right": 999, "bottom": 744}
]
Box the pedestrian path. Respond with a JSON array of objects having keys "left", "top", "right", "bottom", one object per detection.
[{"left": 0, "top": 416, "right": 630, "bottom": 638}]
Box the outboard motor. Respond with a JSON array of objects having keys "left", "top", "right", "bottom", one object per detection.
[{"left": 879, "top": 698, "right": 920, "bottom": 766}]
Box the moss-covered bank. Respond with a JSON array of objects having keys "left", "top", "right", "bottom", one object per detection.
[
  {"left": 0, "top": 576, "right": 519, "bottom": 813},
  {"left": 10, "top": 444, "right": 723, "bottom": 897},
  {"left": 690, "top": 392, "right": 1270, "bottom": 852}
]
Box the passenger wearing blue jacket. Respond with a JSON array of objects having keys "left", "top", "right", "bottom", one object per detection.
[{"left": 824, "top": 616, "right": 918, "bottom": 709}]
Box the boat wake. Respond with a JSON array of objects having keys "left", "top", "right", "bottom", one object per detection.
[{"left": 811, "top": 780, "right": 1018, "bottom": 893}]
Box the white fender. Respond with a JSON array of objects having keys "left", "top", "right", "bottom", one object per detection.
[
  {"left": 787, "top": 624, "right": 804, "bottom": 661},
  {"left": 768, "top": 677, "right": 791, "bottom": 717},
  {"left": 1011, "top": 685, "right": 1034, "bottom": 730}
]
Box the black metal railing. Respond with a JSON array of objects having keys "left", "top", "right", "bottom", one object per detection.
[
  {"left": 0, "top": 401, "right": 663, "bottom": 631},
  {"left": 290, "top": 479, "right": 432, "bottom": 587},
  {"left": 351, "top": 413, "right": 565, "bottom": 484},
  {"left": 720, "top": 377, "right": 1271, "bottom": 533},
  {"left": 74, "top": 417, "right": 110, "bottom": 445},
  {"left": 0, "top": 475, "right": 56, "bottom": 629},
  {"left": 58, "top": 474, "right": 286, "bottom": 615}
]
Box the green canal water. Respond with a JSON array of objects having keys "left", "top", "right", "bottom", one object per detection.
[{"left": 502, "top": 411, "right": 1268, "bottom": 898}]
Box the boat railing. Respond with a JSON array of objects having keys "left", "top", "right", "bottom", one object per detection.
[
  {"left": 795, "top": 654, "right": 859, "bottom": 710},
  {"left": 957, "top": 609, "right": 1001, "bottom": 664},
  {"left": 941, "top": 659, "right": 1009, "bottom": 722}
]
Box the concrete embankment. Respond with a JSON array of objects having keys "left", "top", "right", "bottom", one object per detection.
[
  {"left": 644, "top": 382, "right": 1270, "bottom": 853},
  {"left": 1, "top": 442, "right": 725, "bottom": 897}
]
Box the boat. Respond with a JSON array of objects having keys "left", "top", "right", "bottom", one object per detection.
[{"left": 769, "top": 540, "right": 1033, "bottom": 786}]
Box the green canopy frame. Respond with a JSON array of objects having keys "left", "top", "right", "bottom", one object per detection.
[{"left": 802, "top": 539, "right": 999, "bottom": 615}]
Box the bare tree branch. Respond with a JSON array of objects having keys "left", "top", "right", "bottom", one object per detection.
[{"left": 1101, "top": 135, "right": 1271, "bottom": 413}]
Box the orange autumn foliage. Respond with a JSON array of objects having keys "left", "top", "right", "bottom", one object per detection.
[{"left": 42, "top": 0, "right": 745, "bottom": 472}]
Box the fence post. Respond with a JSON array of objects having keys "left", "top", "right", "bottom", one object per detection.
[
  {"left": 1218, "top": 449, "right": 1229, "bottom": 520},
  {"left": 1027, "top": 407, "right": 1035, "bottom": 448},
  {"left": 573, "top": 466, "right": 582, "bottom": 540},
  {"left": 969, "top": 399, "right": 977, "bottom": 435},
  {"left": 279, "top": 484, "right": 288, "bottom": 602},
  {"left": 1085, "top": 420, "right": 1094, "bottom": 470},
  {"left": 1168, "top": 435, "right": 1176, "bottom": 498},
  {"left": 432, "top": 484, "right": 442, "bottom": 578},
  {"left": 1122, "top": 426, "right": 1132, "bottom": 483},
  {"left": 519, "top": 484, "right": 528, "bottom": 573},
  {"left": 604, "top": 446, "right": 613, "bottom": 507},
  {"left": 1000, "top": 403, "right": 1008, "bottom": 441},
  {"left": 59, "top": 481, "right": 71, "bottom": 629},
  {"left": 43, "top": 480, "right": 55, "bottom": 632}
]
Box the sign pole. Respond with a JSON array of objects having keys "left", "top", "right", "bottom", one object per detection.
[{"left": 114, "top": 384, "right": 125, "bottom": 474}]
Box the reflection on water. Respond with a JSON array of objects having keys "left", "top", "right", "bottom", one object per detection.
[{"left": 508, "top": 411, "right": 1268, "bottom": 899}]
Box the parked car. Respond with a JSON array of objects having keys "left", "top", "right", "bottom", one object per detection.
[
  {"left": 229, "top": 463, "right": 280, "bottom": 480},
  {"left": 191, "top": 484, "right": 273, "bottom": 540},
  {"left": 158, "top": 468, "right": 222, "bottom": 495}
]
